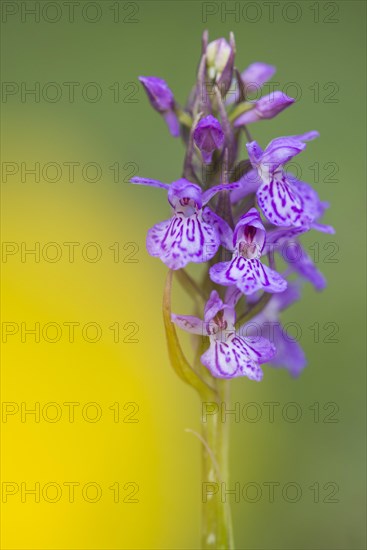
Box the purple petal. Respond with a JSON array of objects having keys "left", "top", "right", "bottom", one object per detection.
[
  {"left": 246, "top": 318, "right": 306, "bottom": 376},
  {"left": 230, "top": 169, "right": 262, "bottom": 204},
  {"left": 139, "top": 76, "right": 174, "bottom": 112},
  {"left": 291, "top": 130, "right": 319, "bottom": 142},
  {"left": 225, "top": 286, "right": 243, "bottom": 308},
  {"left": 210, "top": 257, "right": 287, "bottom": 295},
  {"left": 246, "top": 141, "right": 264, "bottom": 166},
  {"left": 291, "top": 177, "right": 335, "bottom": 233},
  {"left": 168, "top": 179, "right": 203, "bottom": 209},
  {"left": 311, "top": 222, "right": 335, "bottom": 234},
  {"left": 253, "top": 138, "right": 306, "bottom": 173},
  {"left": 265, "top": 226, "right": 310, "bottom": 255},
  {"left": 171, "top": 314, "right": 204, "bottom": 335},
  {"left": 163, "top": 110, "right": 180, "bottom": 137},
  {"left": 240, "top": 335, "right": 276, "bottom": 364},
  {"left": 235, "top": 260, "right": 288, "bottom": 295},
  {"left": 233, "top": 208, "right": 266, "bottom": 253},
  {"left": 256, "top": 173, "right": 312, "bottom": 227},
  {"left": 193, "top": 115, "right": 224, "bottom": 163},
  {"left": 272, "top": 283, "right": 302, "bottom": 312},
  {"left": 204, "top": 290, "right": 224, "bottom": 323},
  {"left": 202, "top": 182, "right": 240, "bottom": 205},
  {"left": 241, "top": 62, "right": 276, "bottom": 90},
  {"left": 130, "top": 177, "right": 169, "bottom": 190},
  {"left": 268, "top": 323, "right": 306, "bottom": 377},
  {"left": 201, "top": 338, "right": 264, "bottom": 380},
  {"left": 146, "top": 214, "right": 220, "bottom": 270},
  {"left": 202, "top": 206, "right": 234, "bottom": 250},
  {"left": 234, "top": 92, "right": 294, "bottom": 126},
  {"left": 286, "top": 244, "right": 327, "bottom": 290}
]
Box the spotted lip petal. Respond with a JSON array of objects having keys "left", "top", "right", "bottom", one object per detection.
[
  {"left": 147, "top": 213, "right": 220, "bottom": 270},
  {"left": 209, "top": 256, "right": 287, "bottom": 295},
  {"left": 201, "top": 338, "right": 264, "bottom": 380},
  {"left": 256, "top": 171, "right": 313, "bottom": 227}
]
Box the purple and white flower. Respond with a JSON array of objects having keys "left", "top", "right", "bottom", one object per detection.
[
  {"left": 131, "top": 177, "right": 239, "bottom": 270},
  {"left": 172, "top": 290, "right": 275, "bottom": 380},
  {"left": 139, "top": 76, "right": 179, "bottom": 137},
  {"left": 193, "top": 115, "right": 224, "bottom": 164},
  {"left": 209, "top": 208, "right": 287, "bottom": 295},
  {"left": 247, "top": 131, "right": 326, "bottom": 227}
]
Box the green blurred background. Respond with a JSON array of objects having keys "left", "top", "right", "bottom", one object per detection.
[{"left": 1, "top": 1, "right": 366, "bottom": 548}]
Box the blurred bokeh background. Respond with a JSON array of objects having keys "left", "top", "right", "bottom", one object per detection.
[{"left": 1, "top": 1, "right": 366, "bottom": 548}]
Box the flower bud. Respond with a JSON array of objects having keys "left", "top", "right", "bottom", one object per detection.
[
  {"left": 234, "top": 92, "right": 294, "bottom": 126},
  {"left": 193, "top": 115, "right": 224, "bottom": 164},
  {"left": 206, "top": 35, "right": 235, "bottom": 95},
  {"left": 139, "top": 76, "right": 179, "bottom": 136}
]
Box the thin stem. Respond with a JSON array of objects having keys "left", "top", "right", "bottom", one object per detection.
[
  {"left": 201, "top": 379, "right": 234, "bottom": 549},
  {"left": 242, "top": 125, "right": 253, "bottom": 143}
]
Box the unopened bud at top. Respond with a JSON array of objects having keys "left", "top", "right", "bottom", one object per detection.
[{"left": 205, "top": 35, "right": 235, "bottom": 95}]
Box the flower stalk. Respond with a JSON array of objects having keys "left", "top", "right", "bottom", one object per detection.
[{"left": 131, "top": 30, "right": 334, "bottom": 550}]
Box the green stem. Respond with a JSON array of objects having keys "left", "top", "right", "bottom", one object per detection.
[{"left": 201, "top": 380, "right": 234, "bottom": 549}]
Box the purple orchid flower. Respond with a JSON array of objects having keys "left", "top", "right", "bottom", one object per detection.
[
  {"left": 234, "top": 92, "right": 295, "bottom": 126},
  {"left": 131, "top": 177, "right": 239, "bottom": 270},
  {"left": 231, "top": 167, "right": 334, "bottom": 235},
  {"left": 172, "top": 289, "right": 275, "bottom": 380},
  {"left": 246, "top": 131, "right": 327, "bottom": 227},
  {"left": 139, "top": 76, "right": 179, "bottom": 137},
  {"left": 246, "top": 284, "right": 306, "bottom": 377},
  {"left": 193, "top": 115, "right": 224, "bottom": 164},
  {"left": 209, "top": 208, "right": 287, "bottom": 295}
]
